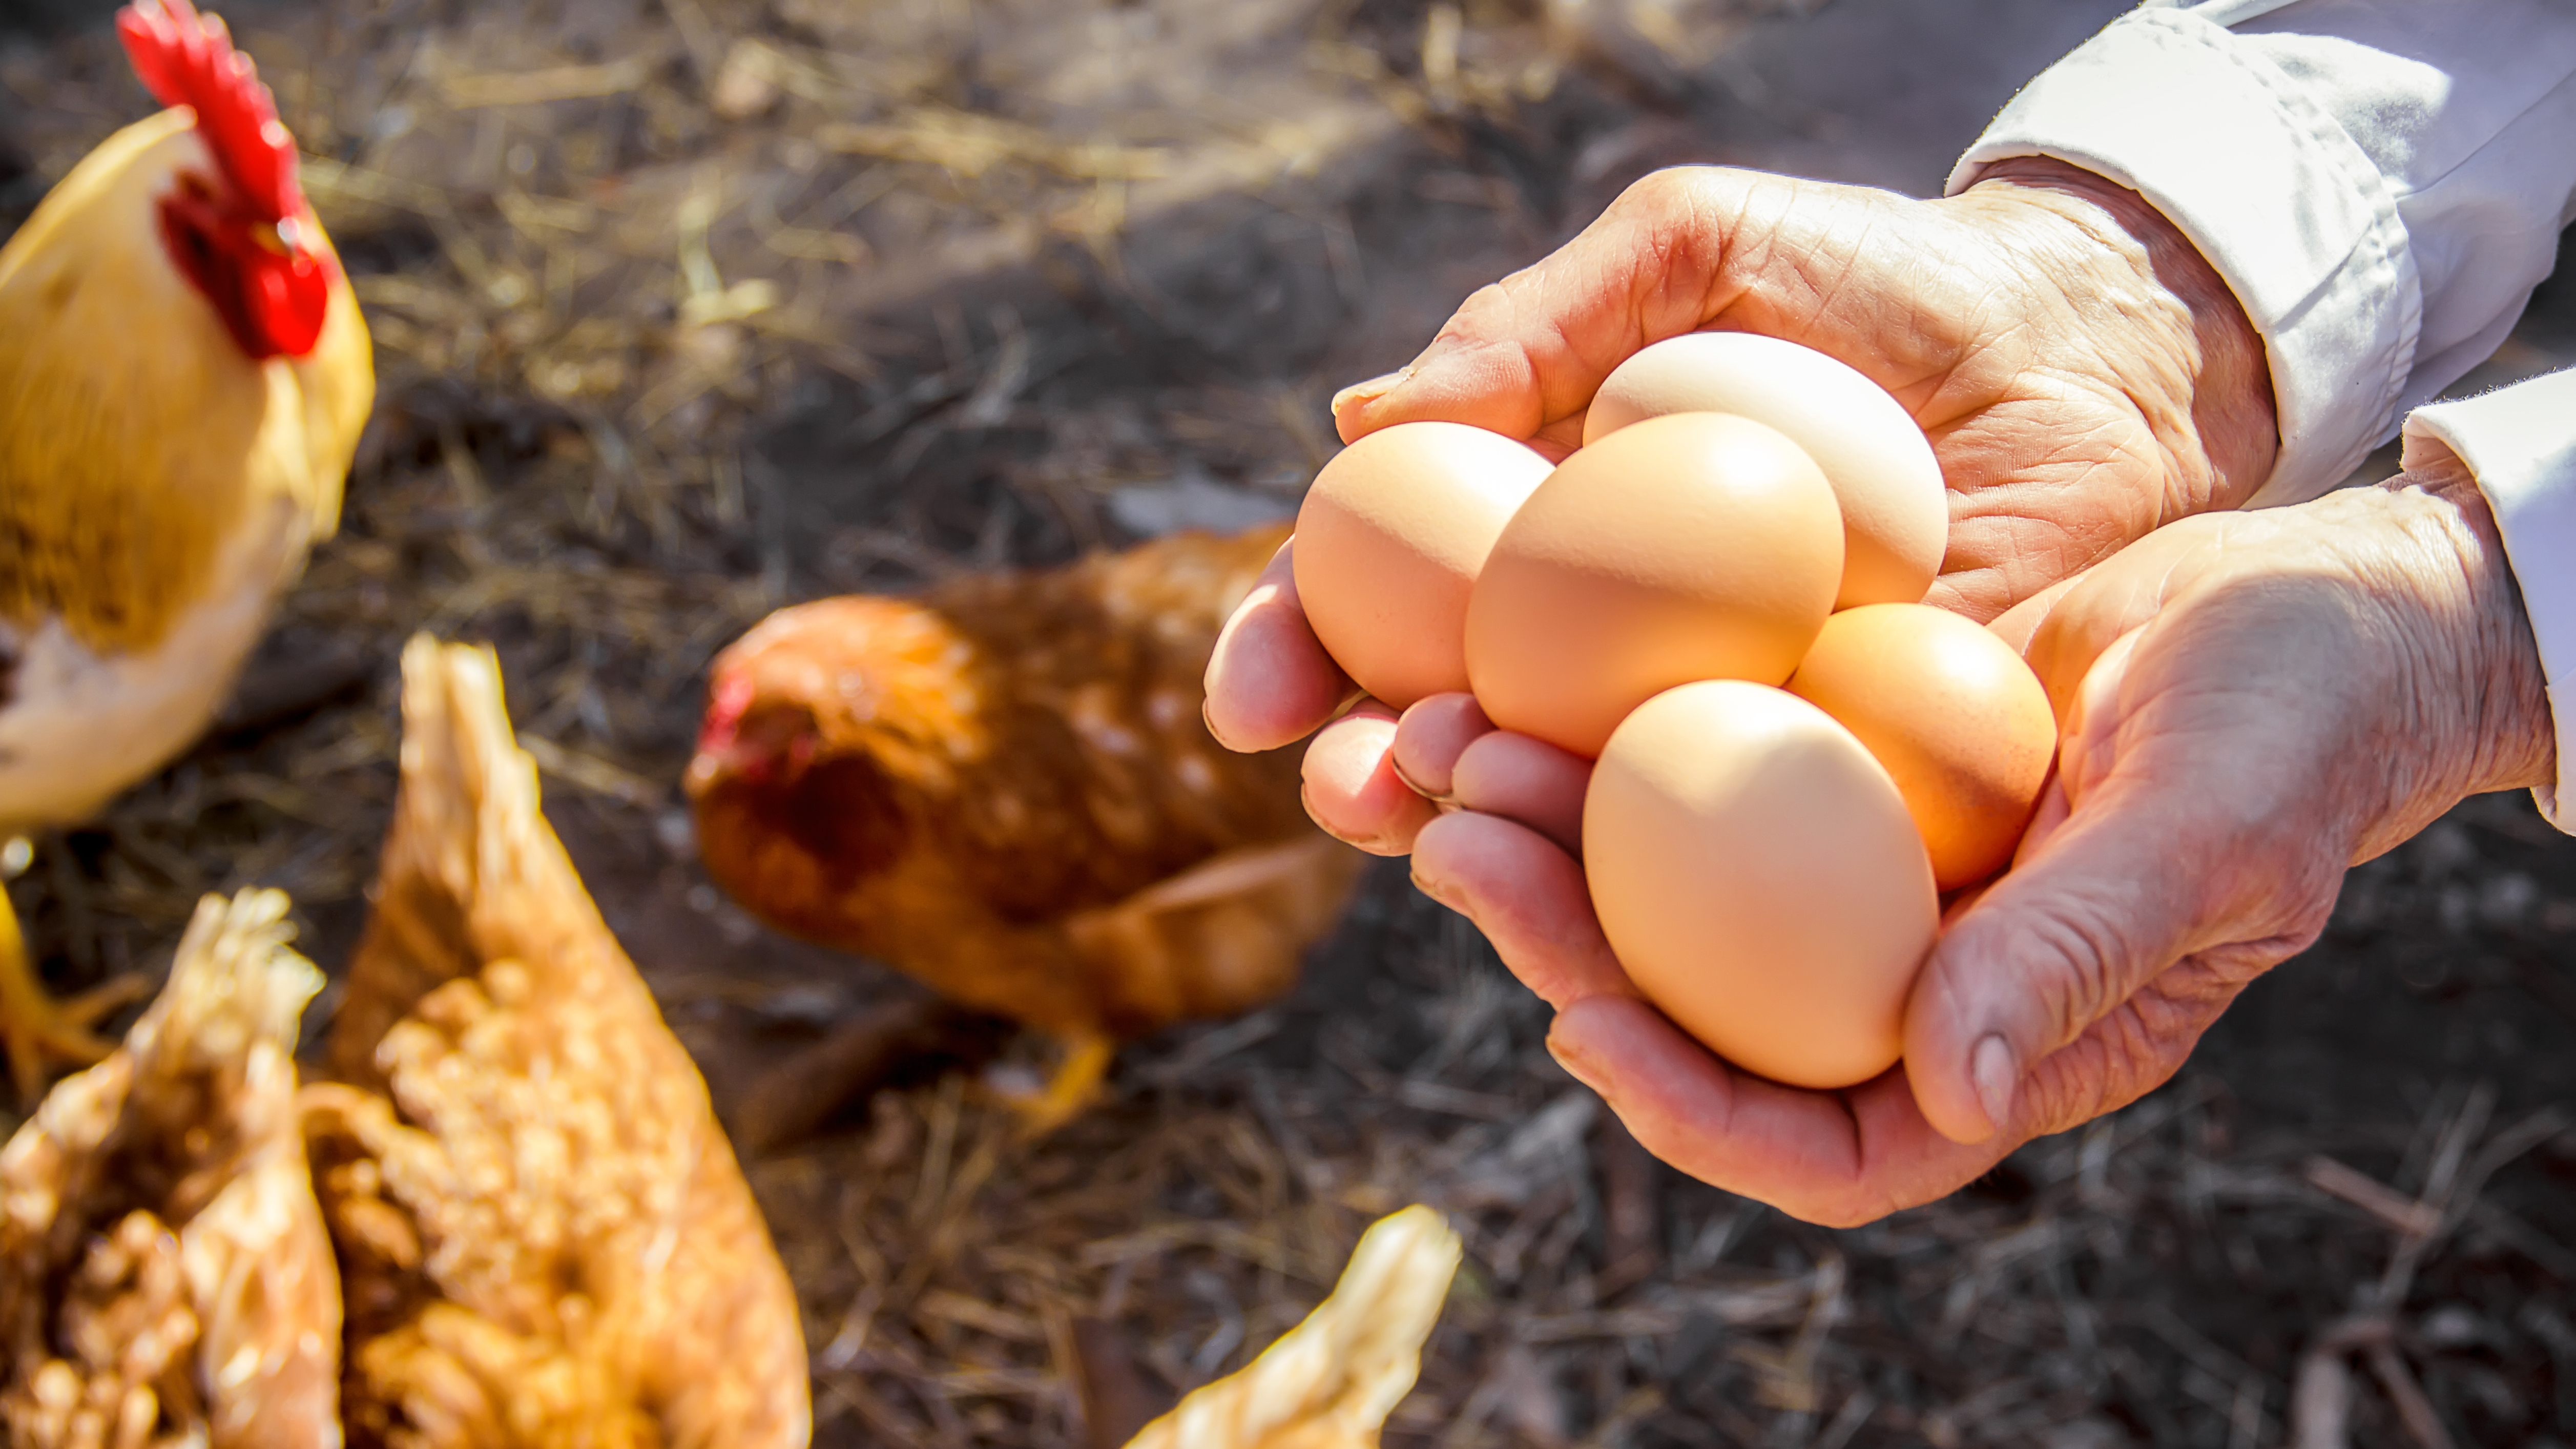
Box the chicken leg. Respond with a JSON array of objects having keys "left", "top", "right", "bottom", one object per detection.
[
  {"left": 0, "top": 842, "right": 150, "bottom": 1105},
  {"left": 988, "top": 1031, "right": 1117, "bottom": 1139}
]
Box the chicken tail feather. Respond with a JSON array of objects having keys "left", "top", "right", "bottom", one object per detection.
[
  {"left": 0, "top": 888, "right": 340, "bottom": 1449},
  {"left": 1123, "top": 1205, "right": 1461, "bottom": 1449}
]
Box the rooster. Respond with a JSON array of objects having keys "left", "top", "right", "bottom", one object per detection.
[
  {"left": 687, "top": 523, "right": 1364, "bottom": 1133},
  {"left": 0, "top": 0, "right": 373, "bottom": 1103}
]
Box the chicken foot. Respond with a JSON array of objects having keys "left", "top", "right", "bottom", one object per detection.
[
  {"left": 985, "top": 1031, "right": 1116, "bottom": 1140},
  {"left": 0, "top": 857, "right": 150, "bottom": 1106}
]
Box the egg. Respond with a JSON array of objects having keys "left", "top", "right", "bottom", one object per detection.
[
  {"left": 1464, "top": 412, "right": 1841, "bottom": 757},
  {"left": 1585, "top": 333, "right": 1947, "bottom": 609},
  {"left": 1585, "top": 680, "right": 1938, "bottom": 1089},
  {"left": 1784, "top": 603, "right": 2058, "bottom": 891},
  {"left": 1293, "top": 422, "right": 1554, "bottom": 709}
]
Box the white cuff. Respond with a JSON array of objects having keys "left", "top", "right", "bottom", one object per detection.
[
  {"left": 2403, "top": 373, "right": 2576, "bottom": 835},
  {"left": 1945, "top": 6, "right": 2421, "bottom": 510}
]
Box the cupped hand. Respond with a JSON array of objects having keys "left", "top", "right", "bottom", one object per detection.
[
  {"left": 1207, "top": 156, "right": 2278, "bottom": 853},
  {"left": 1397, "top": 458, "right": 2552, "bottom": 1225}
]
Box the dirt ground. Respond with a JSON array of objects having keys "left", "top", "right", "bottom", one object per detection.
[{"left": 6, "top": 0, "right": 2576, "bottom": 1445}]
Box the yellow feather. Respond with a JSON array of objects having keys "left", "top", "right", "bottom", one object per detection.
[
  {"left": 1125, "top": 1206, "right": 1462, "bottom": 1449},
  {"left": 0, "top": 107, "right": 370, "bottom": 660}
]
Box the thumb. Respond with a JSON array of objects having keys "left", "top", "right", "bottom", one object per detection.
[
  {"left": 1903, "top": 629, "right": 2203, "bottom": 1146},
  {"left": 1901, "top": 763, "right": 2218, "bottom": 1145},
  {"left": 1332, "top": 169, "right": 1772, "bottom": 448}
]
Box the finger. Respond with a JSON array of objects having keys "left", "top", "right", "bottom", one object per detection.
[
  {"left": 1940, "top": 879, "right": 1996, "bottom": 927},
  {"left": 1410, "top": 811, "right": 1631, "bottom": 1008},
  {"left": 2015, "top": 517, "right": 2236, "bottom": 717},
  {"left": 2054, "top": 628, "right": 2147, "bottom": 799},
  {"left": 1332, "top": 168, "right": 1768, "bottom": 445},
  {"left": 1300, "top": 706, "right": 1438, "bottom": 854},
  {"left": 1985, "top": 573, "right": 2082, "bottom": 656},
  {"left": 1390, "top": 694, "right": 1495, "bottom": 799},
  {"left": 1449, "top": 730, "right": 1591, "bottom": 857},
  {"left": 1204, "top": 539, "right": 1353, "bottom": 753},
  {"left": 2009, "top": 767, "right": 2071, "bottom": 871},
  {"left": 1547, "top": 997, "right": 2016, "bottom": 1227}
]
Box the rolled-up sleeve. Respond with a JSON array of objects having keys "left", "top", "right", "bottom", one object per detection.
[
  {"left": 2404, "top": 378, "right": 2576, "bottom": 831},
  {"left": 1945, "top": 0, "right": 2576, "bottom": 510}
]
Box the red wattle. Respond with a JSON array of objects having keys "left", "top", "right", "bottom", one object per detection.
[{"left": 246, "top": 250, "right": 328, "bottom": 358}]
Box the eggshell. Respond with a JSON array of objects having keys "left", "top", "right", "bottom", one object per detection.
[
  {"left": 1586, "top": 333, "right": 1947, "bottom": 609},
  {"left": 1584, "top": 680, "right": 1938, "bottom": 1089},
  {"left": 1293, "top": 422, "right": 1554, "bottom": 709},
  {"left": 1785, "top": 603, "right": 2058, "bottom": 891},
  {"left": 1465, "top": 412, "right": 1841, "bottom": 757}
]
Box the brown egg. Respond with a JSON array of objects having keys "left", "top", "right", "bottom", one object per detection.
[
  {"left": 1586, "top": 333, "right": 1948, "bottom": 609},
  {"left": 1585, "top": 681, "right": 1938, "bottom": 1089},
  {"left": 1465, "top": 413, "right": 1841, "bottom": 757},
  {"left": 1785, "top": 603, "right": 2057, "bottom": 891},
  {"left": 1293, "top": 422, "right": 1554, "bottom": 709}
]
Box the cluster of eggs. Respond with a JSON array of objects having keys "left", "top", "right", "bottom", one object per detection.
[{"left": 1294, "top": 334, "right": 2059, "bottom": 1090}]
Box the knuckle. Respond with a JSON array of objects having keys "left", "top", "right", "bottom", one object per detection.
[{"left": 1616, "top": 164, "right": 1733, "bottom": 219}]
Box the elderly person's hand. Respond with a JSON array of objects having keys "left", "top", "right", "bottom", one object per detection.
[
  {"left": 1206, "top": 158, "right": 2277, "bottom": 853},
  {"left": 1376, "top": 457, "right": 2552, "bottom": 1225}
]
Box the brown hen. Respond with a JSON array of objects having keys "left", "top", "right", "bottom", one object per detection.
[
  {"left": 687, "top": 523, "right": 1363, "bottom": 1131},
  {"left": 0, "top": 888, "right": 340, "bottom": 1448},
  {"left": 303, "top": 635, "right": 808, "bottom": 1449}
]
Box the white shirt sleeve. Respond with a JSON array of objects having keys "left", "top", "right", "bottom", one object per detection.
[
  {"left": 2401, "top": 380, "right": 2576, "bottom": 832},
  {"left": 1944, "top": 0, "right": 2576, "bottom": 509},
  {"left": 1948, "top": 1, "right": 2576, "bottom": 832}
]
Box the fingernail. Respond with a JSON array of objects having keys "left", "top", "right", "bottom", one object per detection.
[
  {"left": 1387, "top": 756, "right": 1457, "bottom": 808},
  {"left": 1331, "top": 368, "right": 1411, "bottom": 416},
  {"left": 1411, "top": 868, "right": 1464, "bottom": 912},
  {"left": 1201, "top": 697, "right": 1238, "bottom": 753},
  {"left": 1548, "top": 1033, "right": 1606, "bottom": 1093},
  {"left": 1970, "top": 1034, "right": 2018, "bottom": 1135}
]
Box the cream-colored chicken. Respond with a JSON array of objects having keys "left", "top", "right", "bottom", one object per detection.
[
  {"left": 0, "top": 0, "right": 372, "bottom": 1101},
  {"left": 301, "top": 636, "right": 808, "bottom": 1449},
  {"left": 1124, "top": 1206, "right": 1461, "bottom": 1449},
  {"left": 0, "top": 888, "right": 341, "bottom": 1448}
]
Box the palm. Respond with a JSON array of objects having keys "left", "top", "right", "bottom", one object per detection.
[
  {"left": 1398, "top": 487, "right": 2516, "bottom": 1225},
  {"left": 1910, "top": 490, "right": 2505, "bottom": 1147}
]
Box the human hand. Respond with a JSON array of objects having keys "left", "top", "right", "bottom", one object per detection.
[
  {"left": 1207, "top": 157, "right": 2279, "bottom": 849},
  {"left": 1384, "top": 457, "right": 2551, "bottom": 1225}
]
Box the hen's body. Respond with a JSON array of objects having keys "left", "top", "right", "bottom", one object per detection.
[
  {"left": 689, "top": 524, "right": 1360, "bottom": 1120},
  {"left": 0, "top": 889, "right": 340, "bottom": 1449},
  {"left": 307, "top": 637, "right": 808, "bottom": 1449}
]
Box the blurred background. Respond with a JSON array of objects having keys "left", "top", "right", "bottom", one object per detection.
[{"left": 5, "top": 0, "right": 2576, "bottom": 1444}]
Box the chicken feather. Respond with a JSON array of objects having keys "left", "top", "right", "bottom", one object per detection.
[
  {"left": 0, "top": 0, "right": 372, "bottom": 1102},
  {"left": 305, "top": 635, "right": 808, "bottom": 1449},
  {"left": 688, "top": 523, "right": 1362, "bottom": 1117},
  {"left": 0, "top": 887, "right": 340, "bottom": 1448},
  {"left": 1125, "top": 1205, "right": 1461, "bottom": 1449}
]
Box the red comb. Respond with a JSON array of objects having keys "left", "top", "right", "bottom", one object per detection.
[{"left": 116, "top": 0, "right": 300, "bottom": 223}]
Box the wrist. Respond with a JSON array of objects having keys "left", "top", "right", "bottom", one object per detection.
[
  {"left": 2338, "top": 466, "right": 2556, "bottom": 857},
  {"left": 2397, "top": 462, "right": 2558, "bottom": 801},
  {"left": 1965, "top": 157, "right": 2280, "bottom": 512}
]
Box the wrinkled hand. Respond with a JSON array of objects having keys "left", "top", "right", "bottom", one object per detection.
[
  {"left": 1383, "top": 459, "right": 2552, "bottom": 1226},
  {"left": 1208, "top": 158, "right": 2278, "bottom": 850}
]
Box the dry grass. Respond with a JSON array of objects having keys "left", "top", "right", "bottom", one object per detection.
[{"left": 3, "top": 0, "right": 2575, "bottom": 1444}]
